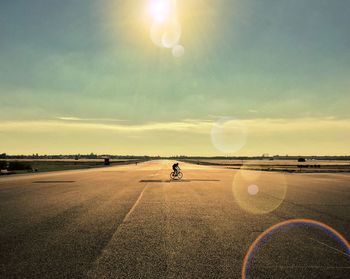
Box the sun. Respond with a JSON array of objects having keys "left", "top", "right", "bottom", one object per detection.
[{"left": 149, "top": 0, "right": 172, "bottom": 22}]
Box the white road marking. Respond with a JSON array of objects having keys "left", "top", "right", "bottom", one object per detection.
[
  {"left": 121, "top": 185, "right": 147, "bottom": 223},
  {"left": 262, "top": 265, "right": 350, "bottom": 269},
  {"left": 88, "top": 192, "right": 145, "bottom": 277},
  {"left": 88, "top": 169, "right": 162, "bottom": 278},
  {"left": 309, "top": 237, "right": 350, "bottom": 258}
]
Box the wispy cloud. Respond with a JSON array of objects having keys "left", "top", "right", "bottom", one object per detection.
[
  {"left": 57, "top": 117, "right": 82, "bottom": 121},
  {"left": 2, "top": 117, "right": 350, "bottom": 155},
  {"left": 1, "top": 119, "right": 212, "bottom": 134},
  {"left": 1, "top": 117, "right": 350, "bottom": 135},
  {"left": 56, "top": 116, "right": 126, "bottom": 122},
  {"left": 248, "top": 109, "right": 259, "bottom": 113}
]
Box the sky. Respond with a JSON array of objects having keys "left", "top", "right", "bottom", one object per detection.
[{"left": 0, "top": 0, "right": 349, "bottom": 156}]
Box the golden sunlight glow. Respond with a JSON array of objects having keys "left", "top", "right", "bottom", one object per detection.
[
  {"left": 102, "top": 0, "right": 221, "bottom": 57},
  {"left": 149, "top": 0, "right": 172, "bottom": 22},
  {"left": 147, "top": 0, "right": 185, "bottom": 56}
]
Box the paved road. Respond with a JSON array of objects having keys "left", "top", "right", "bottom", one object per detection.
[{"left": 1, "top": 160, "right": 349, "bottom": 278}]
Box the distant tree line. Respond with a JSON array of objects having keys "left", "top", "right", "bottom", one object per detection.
[
  {"left": 171, "top": 155, "right": 350, "bottom": 161},
  {"left": 0, "top": 153, "right": 154, "bottom": 160},
  {"left": 1, "top": 153, "right": 350, "bottom": 161}
]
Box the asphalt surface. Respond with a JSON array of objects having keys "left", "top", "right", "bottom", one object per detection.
[{"left": 0, "top": 160, "right": 349, "bottom": 278}]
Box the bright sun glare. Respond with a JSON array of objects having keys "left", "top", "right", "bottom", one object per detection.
[{"left": 149, "top": 0, "right": 171, "bottom": 22}]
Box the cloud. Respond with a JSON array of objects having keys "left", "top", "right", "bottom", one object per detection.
[
  {"left": 56, "top": 116, "right": 125, "bottom": 122},
  {"left": 243, "top": 117, "right": 350, "bottom": 134},
  {"left": 248, "top": 109, "right": 259, "bottom": 113},
  {"left": 1, "top": 117, "right": 350, "bottom": 136},
  {"left": 0, "top": 119, "right": 212, "bottom": 134},
  {"left": 57, "top": 117, "right": 82, "bottom": 121},
  {"left": 1, "top": 117, "right": 350, "bottom": 155}
]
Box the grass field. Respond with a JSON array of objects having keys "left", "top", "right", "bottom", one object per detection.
[
  {"left": 183, "top": 159, "right": 350, "bottom": 173},
  {"left": 0, "top": 159, "right": 145, "bottom": 175}
]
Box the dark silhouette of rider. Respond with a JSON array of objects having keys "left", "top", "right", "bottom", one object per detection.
[{"left": 172, "top": 163, "right": 179, "bottom": 175}]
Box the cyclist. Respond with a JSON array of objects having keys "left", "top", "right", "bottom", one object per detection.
[{"left": 172, "top": 162, "right": 180, "bottom": 176}]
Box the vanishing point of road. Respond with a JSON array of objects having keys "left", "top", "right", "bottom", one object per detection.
[{"left": 1, "top": 160, "right": 350, "bottom": 278}]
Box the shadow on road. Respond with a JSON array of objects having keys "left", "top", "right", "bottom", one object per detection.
[
  {"left": 139, "top": 179, "right": 220, "bottom": 183},
  {"left": 33, "top": 181, "right": 75, "bottom": 183}
]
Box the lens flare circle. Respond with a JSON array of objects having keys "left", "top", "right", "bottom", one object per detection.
[
  {"left": 162, "top": 29, "right": 181, "bottom": 48},
  {"left": 150, "top": 21, "right": 166, "bottom": 48},
  {"left": 232, "top": 168, "right": 287, "bottom": 214},
  {"left": 162, "top": 20, "right": 181, "bottom": 48},
  {"left": 172, "top": 44, "right": 185, "bottom": 57},
  {"left": 211, "top": 117, "right": 247, "bottom": 155},
  {"left": 242, "top": 219, "right": 350, "bottom": 279},
  {"left": 248, "top": 184, "right": 259, "bottom": 196},
  {"left": 150, "top": 19, "right": 181, "bottom": 48}
]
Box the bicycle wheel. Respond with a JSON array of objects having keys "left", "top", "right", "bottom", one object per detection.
[
  {"left": 170, "top": 172, "right": 176, "bottom": 180},
  {"left": 177, "top": 172, "right": 183, "bottom": 180}
]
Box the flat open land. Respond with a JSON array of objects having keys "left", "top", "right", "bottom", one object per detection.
[
  {"left": 0, "top": 159, "right": 143, "bottom": 174},
  {"left": 1, "top": 160, "right": 349, "bottom": 278},
  {"left": 185, "top": 159, "right": 350, "bottom": 173}
]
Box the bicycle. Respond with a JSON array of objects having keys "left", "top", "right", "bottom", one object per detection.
[{"left": 170, "top": 168, "right": 183, "bottom": 180}]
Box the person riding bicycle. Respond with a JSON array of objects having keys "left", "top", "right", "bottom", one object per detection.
[{"left": 172, "top": 163, "right": 180, "bottom": 175}]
